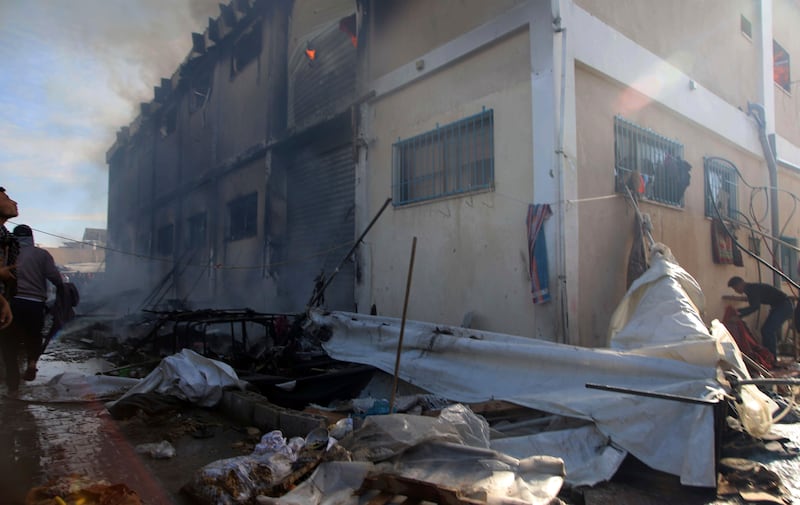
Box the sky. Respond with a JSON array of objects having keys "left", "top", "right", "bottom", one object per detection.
[{"left": 0, "top": 0, "right": 220, "bottom": 247}]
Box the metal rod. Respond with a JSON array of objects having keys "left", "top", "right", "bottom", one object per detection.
[
  {"left": 307, "top": 197, "right": 392, "bottom": 308},
  {"left": 585, "top": 383, "right": 719, "bottom": 406},
  {"left": 390, "top": 236, "right": 417, "bottom": 414},
  {"left": 732, "top": 378, "right": 800, "bottom": 387}
]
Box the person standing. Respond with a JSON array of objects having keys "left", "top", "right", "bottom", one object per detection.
[
  {"left": 727, "top": 276, "right": 793, "bottom": 362},
  {"left": 0, "top": 188, "right": 19, "bottom": 396},
  {"left": 3, "top": 224, "right": 64, "bottom": 390}
]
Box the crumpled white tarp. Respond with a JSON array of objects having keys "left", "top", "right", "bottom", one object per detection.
[
  {"left": 310, "top": 247, "right": 774, "bottom": 487},
  {"left": 491, "top": 424, "right": 627, "bottom": 487},
  {"left": 265, "top": 405, "right": 565, "bottom": 505},
  {"left": 20, "top": 372, "right": 139, "bottom": 403},
  {"left": 107, "top": 348, "right": 247, "bottom": 409}
]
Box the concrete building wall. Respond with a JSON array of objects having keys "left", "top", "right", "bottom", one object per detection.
[
  {"left": 363, "top": 29, "right": 537, "bottom": 337},
  {"left": 574, "top": 64, "right": 783, "bottom": 346},
  {"left": 106, "top": 2, "right": 289, "bottom": 310},
  {"left": 365, "top": 0, "right": 526, "bottom": 81},
  {"left": 773, "top": 0, "right": 800, "bottom": 146},
  {"left": 575, "top": 0, "right": 761, "bottom": 116}
]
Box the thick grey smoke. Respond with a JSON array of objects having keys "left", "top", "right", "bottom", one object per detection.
[{"left": 1, "top": 0, "right": 220, "bottom": 133}]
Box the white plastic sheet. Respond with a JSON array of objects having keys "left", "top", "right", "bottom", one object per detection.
[
  {"left": 310, "top": 247, "right": 775, "bottom": 487},
  {"left": 20, "top": 372, "right": 139, "bottom": 403},
  {"left": 266, "top": 405, "right": 565, "bottom": 505},
  {"left": 107, "top": 348, "right": 247, "bottom": 409}
]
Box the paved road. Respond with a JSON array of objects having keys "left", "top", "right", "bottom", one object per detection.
[{"left": 0, "top": 341, "right": 244, "bottom": 505}]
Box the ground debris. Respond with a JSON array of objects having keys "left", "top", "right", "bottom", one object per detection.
[{"left": 25, "top": 474, "right": 143, "bottom": 505}]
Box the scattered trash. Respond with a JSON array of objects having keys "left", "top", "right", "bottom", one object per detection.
[
  {"left": 135, "top": 440, "right": 176, "bottom": 459},
  {"left": 25, "top": 474, "right": 143, "bottom": 505},
  {"left": 183, "top": 428, "right": 324, "bottom": 505}
]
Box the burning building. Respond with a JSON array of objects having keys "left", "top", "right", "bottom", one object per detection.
[{"left": 107, "top": 0, "right": 800, "bottom": 347}]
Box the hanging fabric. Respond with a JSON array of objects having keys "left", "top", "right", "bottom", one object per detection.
[
  {"left": 711, "top": 219, "right": 734, "bottom": 264},
  {"left": 526, "top": 204, "right": 552, "bottom": 304}
]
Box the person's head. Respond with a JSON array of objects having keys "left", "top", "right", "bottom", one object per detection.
[
  {"left": 12, "top": 224, "right": 33, "bottom": 240},
  {"left": 0, "top": 187, "right": 19, "bottom": 224},
  {"left": 728, "top": 276, "right": 746, "bottom": 294}
]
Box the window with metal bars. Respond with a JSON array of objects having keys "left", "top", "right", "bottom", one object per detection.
[
  {"left": 780, "top": 236, "right": 798, "bottom": 282},
  {"left": 393, "top": 109, "right": 494, "bottom": 206},
  {"left": 704, "top": 157, "right": 739, "bottom": 219},
  {"left": 614, "top": 116, "right": 688, "bottom": 207}
]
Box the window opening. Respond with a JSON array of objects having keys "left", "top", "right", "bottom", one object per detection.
[
  {"left": 227, "top": 192, "right": 257, "bottom": 241},
  {"left": 704, "top": 157, "right": 739, "bottom": 219},
  {"left": 160, "top": 107, "right": 177, "bottom": 137},
  {"left": 187, "top": 212, "right": 207, "bottom": 248},
  {"left": 393, "top": 109, "right": 494, "bottom": 206},
  {"left": 779, "top": 236, "right": 798, "bottom": 282},
  {"left": 614, "top": 116, "right": 688, "bottom": 207},
  {"left": 231, "top": 21, "right": 262, "bottom": 76},
  {"left": 157, "top": 224, "right": 174, "bottom": 256},
  {"left": 189, "top": 69, "right": 212, "bottom": 113},
  {"left": 774, "top": 40, "right": 791, "bottom": 93},
  {"left": 740, "top": 15, "right": 752, "bottom": 40}
]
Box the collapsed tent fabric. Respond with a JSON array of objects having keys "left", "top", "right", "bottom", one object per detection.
[
  {"left": 310, "top": 246, "right": 774, "bottom": 487},
  {"left": 107, "top": 349, "right": 247, "bottom": 410},
  {"left": 271, "top": 405, "right": 565, "bottom": 505}
]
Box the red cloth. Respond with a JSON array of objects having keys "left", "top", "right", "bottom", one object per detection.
[{"left": 722, "top": 305, "right": 775, "bottom": 370}]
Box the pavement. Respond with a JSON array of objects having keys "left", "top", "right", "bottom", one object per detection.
[{"left": 0, "top": 341, "right": 258, "bottom": 505}]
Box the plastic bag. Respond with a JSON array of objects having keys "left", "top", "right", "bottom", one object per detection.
[
  {"left": 182, "top": 452, "right": 294, "bottom": 505},
  {"left": 134, "top": 440, "right": 176, "bottom": 459}
]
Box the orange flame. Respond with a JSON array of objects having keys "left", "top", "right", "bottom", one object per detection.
[{"left": 305, "top": 48, "right": 316, "bottom": 61}]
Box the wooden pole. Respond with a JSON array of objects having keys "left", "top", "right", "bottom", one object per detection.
[{"left": 390, "top": 236, "right": 417, "bottom": 413}]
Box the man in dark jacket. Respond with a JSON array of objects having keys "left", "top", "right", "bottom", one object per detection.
[
  {"left": 728, "top": 276, "right": 792, "bottom": 361},
  {"left": 1, "top": 224, "right": 63, "bottom": 392}
]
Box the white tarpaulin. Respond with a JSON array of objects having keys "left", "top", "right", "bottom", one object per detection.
[
  {"left": 107, "top": 348, "right": 247, "bottom": 409},
  {"left": 266, "top": 405, "right": 565, "bottom": 505},
  {"left": 310, "top": 246, "right": 774, "bottom": 487}
]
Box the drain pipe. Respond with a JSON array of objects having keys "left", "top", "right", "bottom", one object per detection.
[{"left": 747, "top": 102, "right": 781, "bottom": 287}]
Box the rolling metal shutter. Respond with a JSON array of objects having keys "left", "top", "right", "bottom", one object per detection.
[{"left": 284, "top": 141, "right": 355, "bottom": 311}]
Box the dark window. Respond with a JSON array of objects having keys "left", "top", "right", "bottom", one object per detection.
[
  {"left": 160, "top": 107, "right": 177, "bottom": 137},
  {"left": 187, "top": 212, "right": 206, "bottom": 248},
  {"left": 614, "top": 116, "right": 688, "bottom": 207},
  {"left": 393, "top": 109, "right": 494, "bottom": 206},
  {"left": 748, "top": 235, "right": 761, "bottom": 255},
  {"left": 189, "top": 69, "right": 212, "bottom": 113},
  {"left": 740, "top": 15, "right": 752, "bottom": 39},
  {"left": 136, "top": 232, "right": 151, "bottom": 256},
  {"left": 774, "top": 40, "right": 791, "bottom": 93},
  {"left": 227, "top": 192, "right": 258, "bottom": 241},
  {"left": 231, "top": 21, "right": 262, "bottom": 76},
  {"left": 704, "top": 157, "right": 739, "bottom": 219},
  {"left": 779, "top": 236, "right": 798, "bottom": 282},
  {"left": 157, "top": 224, "right": 174, "bottom": 256}
]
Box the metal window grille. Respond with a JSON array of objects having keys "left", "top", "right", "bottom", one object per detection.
[
  {"left": 703, "top": 157, "right": 739, "bottom": 219},
  {"left": 614, "top": 116, "right": 686, "bottom": 207},
  {"left": 780, "top": 236, "right": 798, "bottom": 282},
  {"left": 393, "top": 108, "right": 494, "bottom": 206}
]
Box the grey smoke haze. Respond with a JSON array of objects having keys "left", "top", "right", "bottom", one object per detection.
[{"left": 0, "top": 0, "right": 222, "bottom": 246}]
